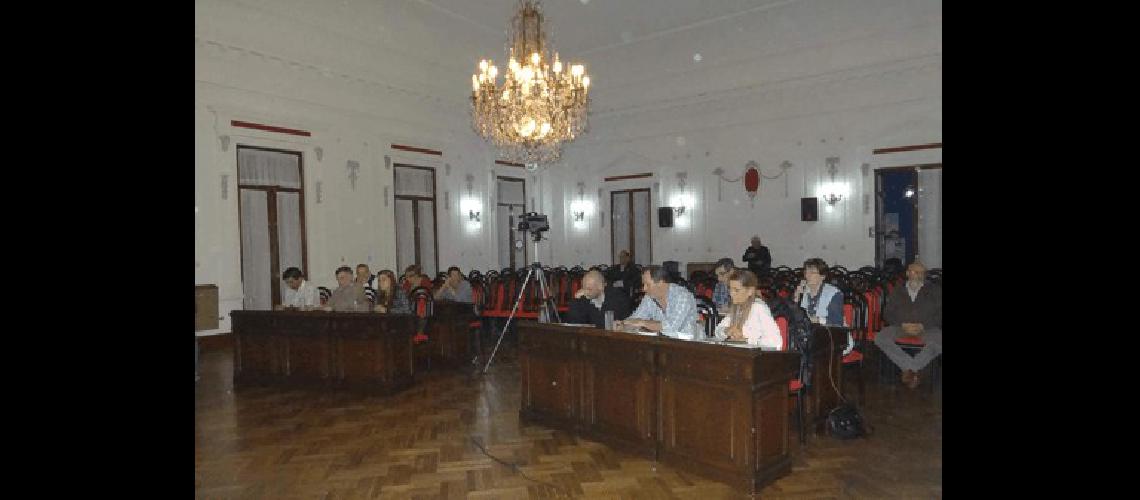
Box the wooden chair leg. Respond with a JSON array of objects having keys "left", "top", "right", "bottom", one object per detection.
[{"left": 796, "top": 392, "right": 806, "bottom": 446}]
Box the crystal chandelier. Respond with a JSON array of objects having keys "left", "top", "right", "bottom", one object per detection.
[{"left": 471, "top": 0, "right": 590, "bottom": 165}]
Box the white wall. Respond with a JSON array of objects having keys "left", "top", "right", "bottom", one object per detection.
[{"left": 195, "top": 0, "right": 941, "bottom": 334}]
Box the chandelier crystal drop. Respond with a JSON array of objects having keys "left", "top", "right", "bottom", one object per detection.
[{"left": 471, "top": 1, "right": 590, "bottom": 165}]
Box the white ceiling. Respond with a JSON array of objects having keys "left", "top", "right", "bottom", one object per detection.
[
  {"left": 413, "top": 0, "right": 791, "bottom": 55},
  {"left": 198, "top": 0, "right": 941, "bottom": 118}
]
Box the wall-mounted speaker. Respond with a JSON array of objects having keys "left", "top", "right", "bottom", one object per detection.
[
  {"left": 801, "top": 197, "right": 818, "bottom": 221},
  {"left": 658, "top": 207, "right": 675, "bottom": 228}
]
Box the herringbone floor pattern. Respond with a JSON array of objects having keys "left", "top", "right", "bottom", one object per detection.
[{"left": 196, "top": 346, "right": 940, "bottom": 499}]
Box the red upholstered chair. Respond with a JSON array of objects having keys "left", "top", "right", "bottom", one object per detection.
[
  {"left": 776, "top": 316, "right": 808, "bottom": 445},
  {"left": 410, "top": 287, "right": 434, "bottom": 370},
  {"left": 841, "top": 301, "right": 867, "bottom": 405}
]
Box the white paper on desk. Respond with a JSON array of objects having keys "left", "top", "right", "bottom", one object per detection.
[{"left": 664, "top": 331, "right": 694, "bottom": 340}]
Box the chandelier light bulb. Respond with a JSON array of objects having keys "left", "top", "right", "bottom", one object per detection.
[
  {"left": 488, "top": 65, "right": 498, "bottom": 78},
  {"left": 472, "top": 75, "right": 479, "bottom": 91},
  {"left": 581, "top": 76, "right": 590, "bottom": 88},
  {"left": 531, "top": 52, "right": 541, "bottom": 65},
  {"left": 479, "top": 59, "right": 488, "bottom": 72},
  {"left": 553, "top": 60, "right": 562, "bottom": 73}
]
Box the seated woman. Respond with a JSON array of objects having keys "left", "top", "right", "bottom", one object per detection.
[
  {"left": 373, "top": 270, "right": 411, "bottom": 314},
  {"left": 714, "top": 269, "right": 782, "bottom": 350},
  {"left": 794, "top": 257, "right": 844, "bottom": 325}
]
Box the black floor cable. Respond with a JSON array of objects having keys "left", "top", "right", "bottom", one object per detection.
[{"left": 469, "top": 436, "right": 566, "bottom": 494}]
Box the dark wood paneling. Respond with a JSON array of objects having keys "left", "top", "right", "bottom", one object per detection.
[
  {"left": 231, "top": 311, "right": 416, "bottom": 394},
  {"left": 603, "top": 173, "right": 654, "bottom": 182},
  {"left": 427, "top": 302, "right": 476, "bottom": 367},
  {"left": 872, "top": 142, "right": 942, "bottom": 155},
  {"left": 231, "top": 120, "right": 312, "bottom": 137},
  {"left": 391, "top": 144, "right": 443, "bottom": 156},
  {"left": 517, "top": 322, "right": 803, "bottom": 494}
]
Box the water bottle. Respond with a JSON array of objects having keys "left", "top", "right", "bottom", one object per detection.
[{"left": 604, "top": 310, "right": 614, "bottom": 330}]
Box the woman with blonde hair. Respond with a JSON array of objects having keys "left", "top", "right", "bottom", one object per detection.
[
  {"left": 373, "top": 269, "right": 411, "bottom": 314},
  {"left": 715, "top": 269, "right": 782, "bottom": 349}
]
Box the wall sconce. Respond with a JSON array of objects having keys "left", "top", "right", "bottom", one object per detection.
[
  {"left": 818, "top": 157, "right": 847, "bottom": 210},
  {"left": 672, "top": 206, "right": 686, "bottom": 217},
  {"left": 469, "top": 209, "right": 481, "bottom": 221}
]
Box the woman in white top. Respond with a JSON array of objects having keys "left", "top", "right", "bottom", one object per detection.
[{"left": 714, "top": 269, "right": 783, "bottom": 350}]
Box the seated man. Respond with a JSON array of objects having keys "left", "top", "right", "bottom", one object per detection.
[
  {"left": 276, "top": 267, "right": 320, "bottom": 310},
  {"left": 615, "top": 265, "right": 699, "bottom": 338},
  {"left": 711, "top": 257, "right": 735, "bottom": 310},
  {"left": 874, "top": 262, "right": 942, "bottom": 389},
  {"left": 794, "top": 257, "right": 844, "bottom": 325},
  {"left": 355, "top": 263, "right": 373, "bottom": 288},
  {"left": 433, "top": 266, "right": 473, "bottom": 303},
  {"left": 401, "top": 264, "right": 432, "bottom": 293},
  {"left": 564, "top": 270, "right": 633, "bottom": 328},
  {"left": 326, "top": 265, "right": 370, "bottom": 312}
]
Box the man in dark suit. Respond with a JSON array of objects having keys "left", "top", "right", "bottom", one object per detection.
[
  {"left": 742, "top": 235, "right": 773, "bottom": 277},
  {"left": 565, "top": 270, "right": 633, "bottom": 328}
]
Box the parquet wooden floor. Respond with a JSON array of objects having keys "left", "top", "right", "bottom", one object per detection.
[{"left": 196, "top": 345, "right": 940, "bottom": 499}]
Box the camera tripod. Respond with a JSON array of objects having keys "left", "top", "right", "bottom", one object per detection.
[{"left": 481, "top": 233, "right": 561, "bottom": 374}]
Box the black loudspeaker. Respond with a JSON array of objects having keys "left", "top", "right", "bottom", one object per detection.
[
  {"left": 801, "top": 197, "right": 818, "bottom": 221},
  {"left": 658, "top": 207, "right": 675, "bottom": 228}
]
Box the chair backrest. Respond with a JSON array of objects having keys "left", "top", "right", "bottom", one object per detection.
[
  {"left": 694, "top": 296, "right": 718, "bottom": 338},
  {"left": 318, "top": 286, "right": 331, "bottom": 305},
  {"left": 775, "top": 316, "right": 789, "bottom": 351},
  {"left": 410, "top": 287, "right": 433, "bottom": 318}
]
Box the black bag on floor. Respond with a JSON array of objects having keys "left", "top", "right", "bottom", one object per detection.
[{"left": 827, "top": 404, "right": 867, "bottom": 439}]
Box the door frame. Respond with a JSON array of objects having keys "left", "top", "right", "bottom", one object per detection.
[
  {"left": 235, "top": 145, "right": 308, "bottom": 307},
  {"left": 610, "top": 188, "right": 653, "bottom": 265},
  {"left": 873, "top": 163, "right": 941, "bottom": 267},
  {"left": 393, "top": 163, "right": 440, "bottom": 276}
]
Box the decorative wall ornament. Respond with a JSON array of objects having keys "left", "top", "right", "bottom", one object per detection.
[
  {"left": 347, "top": 160, "right": 360, "bottom": 190},
  {"left": 712, "top": 160, "right": 793, "bottom": 203},
  {"left": 445, "top": 163, "right": 451, "bottom": 176},
  {"left": 220, "top": 174, "right": 229, "bottom": 200},
  {"left": 444, "top": 191, "right": 450, "bottom": 211},
  {"left": 219, "top": 135, "right": 230, "bottom": 152},
  {"left": 861, "top": 162, "right": 870, "bottom": 177},
  {"left": 384, "top": 155, "right": 391, "bottom": 169},
  {"left": 314, "top": 146, "right": 323, "bottom": 161},
  {"left": 316, "top": 181, "right": 323, "bottom": 204},
  {"left": 465, "top": 173, "right": 475, "bottom": 194},
  {"left": 382, "top": 186, "right": 389, "bottom": 206}
]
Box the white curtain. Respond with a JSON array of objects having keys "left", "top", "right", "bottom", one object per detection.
[
  {"left": 418, "top": 200, "right": 437, "bottom": 276},
  {"left": 237, "top": 149, "right": 301, "bottom": 188},
  {"left": 277, "top": 192, "right": 303, "bottom": 278},
  {"left": 632, "top": 191, "right": 652, "bottom": 265},
  {"left": 498, "top": 178, "right": 525, "bottom": 205},
  {"left": 395, "top": 198, "right": 416, "bottom": 274},
  {"left": 917, "top": 169, "right": 943, "bottom": 269},
  {"left": 498, "top": 205, "right": 512, "bottom": 269},
  {"left": 612, "top": 193, "right": 630, "bottom": 264},
  {"left": 241, "top": 190, "right": 271, "bottom": 310},
  {"left": 394, "top": 167, "right": 434, "bottom": 197}
]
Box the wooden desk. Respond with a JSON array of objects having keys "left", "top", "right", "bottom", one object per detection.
[
  {"left": 518, "top": 322, "right": 802, "bottom": 494},
  {"left": 231, "top": 310, "right": 415, "bottom": 394},
  {"left": 426, "top": 301, "right": 477, "bottom": 368}
]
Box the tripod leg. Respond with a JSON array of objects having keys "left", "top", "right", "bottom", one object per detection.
[
  {"left": 536, "top": 268, "right": 561, "bottom": 324},
  {"left": 482, "top": 268, "right": 533, "bottom": 374}
]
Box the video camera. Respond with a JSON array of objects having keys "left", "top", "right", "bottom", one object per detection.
[{"left": 516, "top": 212, "right": 550, "bottom": 234}]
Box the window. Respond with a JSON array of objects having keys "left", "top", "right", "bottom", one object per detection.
[
  {"left": 393, "top": 164, "right": 438, "bottom": 277},
  {"left": 236, "top": 145, "right": 308, "bottom": 309}
]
